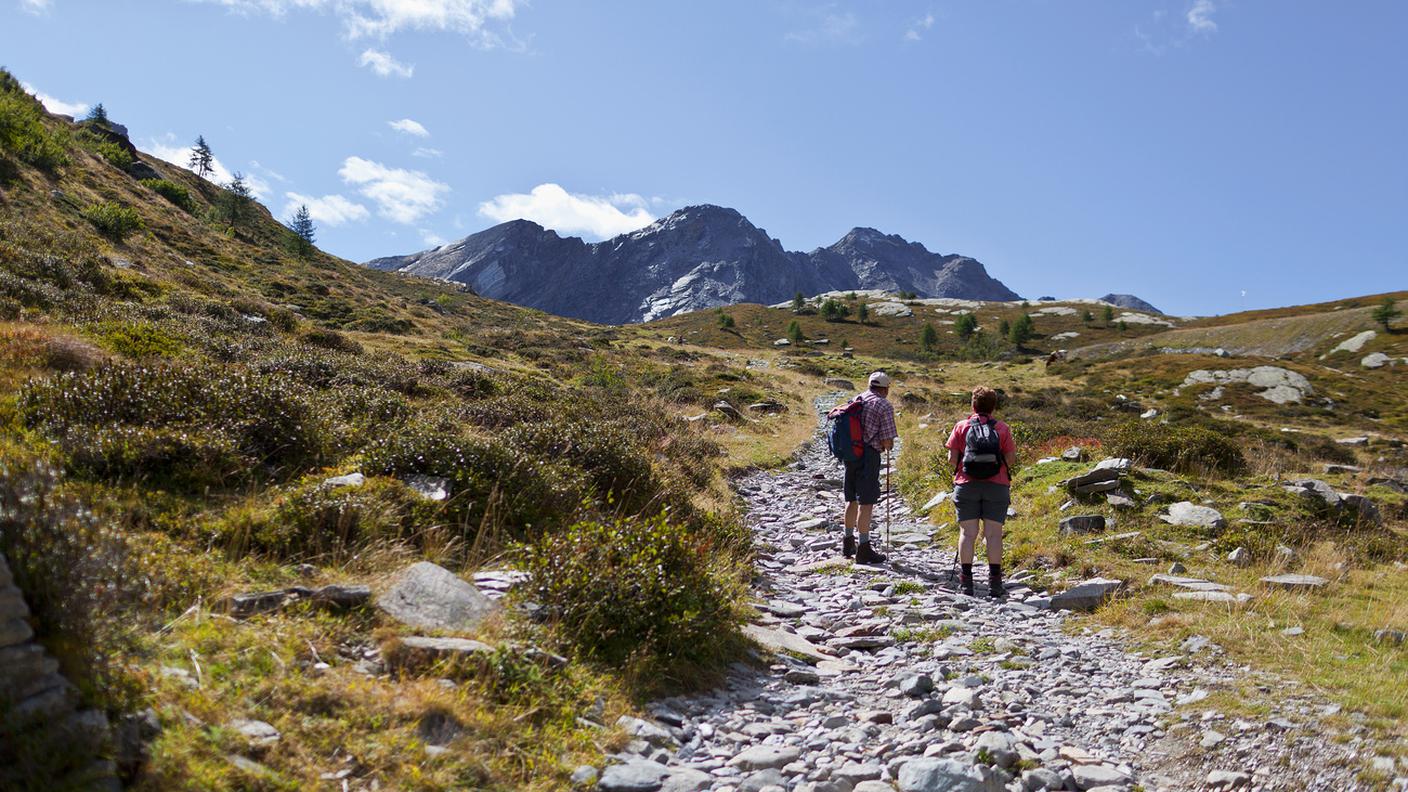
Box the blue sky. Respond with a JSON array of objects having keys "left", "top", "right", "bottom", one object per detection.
[{"left": 3, "top": 1, "right": 1404, "bottom": 315}]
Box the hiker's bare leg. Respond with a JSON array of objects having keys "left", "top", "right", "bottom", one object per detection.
[
  {"left": 857, "top": 504, "right": 875, "bottom": 542},
  {"left": 958, "top": 519, "right": 981, "bottom": 564},
  {"left": 844, "top": 501, "right": 858, "bottom": 533},
  {"left": 983, "top": 521, "right": 1004, "bottom": 564}
]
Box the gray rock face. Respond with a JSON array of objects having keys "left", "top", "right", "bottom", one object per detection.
[
  {"left": 364, "top": 206, "right": 1018, "bottom": 324},
  {"left": 1060, "top": 515, "right": 1106, "bottom": 535},
  {"left": 1099, "top": 294, "right": 1162, "bottom": 314},
  {"left": 376, "top": 562, "right": 499, "bottom": 632},
  {"left": 730, "top": 745, "right": 801, "bottom": 771},
  {"left": 598, "top": 758, "right": 670, "bottom": 792}
]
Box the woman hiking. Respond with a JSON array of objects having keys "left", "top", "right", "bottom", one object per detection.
[{"left": 944, "top": 386, "right": 1018, "bottom": 597}]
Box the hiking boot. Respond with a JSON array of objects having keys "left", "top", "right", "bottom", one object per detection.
[
  {"left": 959, "top": 565, "right": 975, "bottom": 596},
  {"left": 854, "top": 542, "right": 887, "bottom": 565},
  {"left": 988, "top": 563, "right": 1005, "bottom": 599},
  {"left": 842, "top": 533, "right": 856, "bottom": 558}
]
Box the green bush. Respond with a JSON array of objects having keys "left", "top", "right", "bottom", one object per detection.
[
  {"left": 0, "top": 456, "right": 141, "bottom": 726},
  {"left": 0, "top": 80, "right": 70, "bottom": 174},
  {"left": 78, "top": 132, "right": 133, "bottom": 169},
  {"left": 139, "top": 178, "right": 194, "bottom": 212},
  {"left": 502, "top": 418, "right": 665, "bottom": 516},
  {"left": 1104, "top": 419, "right": 1245, "bottom": 475},
  {"left": 361, "top": 423, "right": 584, "bottom": 538},
  {"left": 97, "top": 320, "right": 183, "bottom": 358},
  {"left": 81, "top": 201, "right": 142, "bottom": 242},
  {"left": 62, "top": 424, "right": 244, "bottom": 490},
  {"left": 20, "top": 363, "right": 329, "bottom": 484},
  {"left": 522, "top": 513, "right": 744, "bottom": 681},
  {"left": 215, "top": 476, "right": 427, "bottom": 560}
]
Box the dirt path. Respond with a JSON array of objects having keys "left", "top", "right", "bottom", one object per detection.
[{"left": 594, "top": 397, "right": 1371, "bottom": 792}]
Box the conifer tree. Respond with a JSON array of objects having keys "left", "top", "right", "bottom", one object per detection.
[
  {"left": 787, "top": 319, "right": 804, "bottom": 343},
  {"left": 288, "top": 204, "right": 316, "bottom": 257},
  {"left": 956, "top": 313, "right": 978, "bottom": 339},
  {"left": 1101, "top": 304, "right": 1115, "bottom": 325},
  {"left": 920, "top": 322, "right": 938, "bottom": 354},
  {"left": 1372, "top": 297, "right": 1401, "bottom": 332},
  {"left": 856, "top": 302, "right": 870, "bottom": 324},
  {"left": 791, "top": 292, "right": 805, "bottom": 312},
  {"left": 84, "top": 103, "right": 108, "bottom": 124},
  {"left": 189, "top": 135, "right": 215, "bottom": 179}
]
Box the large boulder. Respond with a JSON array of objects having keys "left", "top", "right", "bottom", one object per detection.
[
  {"left": 1059, "top": 515, "right": 1106, "bottom": 535},
  {"left": 598, "top": 758, "right": 670, "bottom": 792},
  {"left": 376, "top": 562, "right": 499, "bottom": 632},
  {"left": 1160, "top": 502, "right": 1226, "bottom": 530},
  {"left": 897, "top": 757, "right": 1003, "bottom": 792},
  {"left": 1050, "top": 578, "right": 1124, "bottom": 612}
]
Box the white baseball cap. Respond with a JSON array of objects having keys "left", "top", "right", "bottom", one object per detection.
[{"left": 868, "top": 371, "right": 892, "bottom": 387}]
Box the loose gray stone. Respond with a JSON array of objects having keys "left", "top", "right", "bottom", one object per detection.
[
  {"left": 1260, "top": 574, "right": 1328, "bottom": 591},
  {"left": 730, "top": 745, "right": 801, "bottom": 771},
  {"left": 1059, "top": 515, "right": 1106, "bottom": 535},
  {"left": 1050, "top": 578, "right": 1123, "bottom": 612},
  {"left": 599, "top": 759, "right": 670, "bottom": 792},
  {"left": 897, "top": 757, "right": 1000, "bottom": 792},
  {"left": 1071, "top": 764, "right": 1129, "bottom": 790},
  {"left": 1161, "top": 502, "right": 1226, "bottom": 529},
  {"left": 376, "top": 562, "right": 499, "bottom": 632}
]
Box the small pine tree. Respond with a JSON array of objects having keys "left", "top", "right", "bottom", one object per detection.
[
  {"left": 84, "top": 103, "right": 108, "bottom": 124},
  {"left": 791, "top": 292, "right": 805, "bottom": 312},
  {"left": 920, "top": 322, "right": 938, "bottom": 354},
  {"left": 1371, "top": 297, "right": 1401, "bottom": 331},
  {"left": 716, "top": 310, "right": 735, "bottom": 330},
  {"left": 287, "top": 204, "right": 316, "bottom": 257},
  {"left": 1008, "top": 313, "right": 1035, "bottom": 346},
  {"left": 1117, "top": 319, "right": 1128, "bottom": 333},
  {"left": 857, "top": 302, "right": 870, "bottom": 324},
  {"left": 847, "top": 291, "right": 857, "bottom": 300},
  {"left": 216, "top": 171, "right": 253, "bottom": 226},
  {"left": 820, "top": 298, "right": 849, "bottom": 322},
  {"left": 998, "top": 318, "right": 1011, "bottom": 338},
  {"left": 189, "top": 135, "right": 215, "bottom": 179},
  {"left": 1101, "top": 304, "right": 1115, "bottom": 325},
  {"left": 1081, "top": 309, "right": 1094, "bottom": 323},
  {"left": 955, "top": 313, "right": 978, "bottom": 339},
  {"left": 787, "top": 319, "right": 804, "bottom": 343}
]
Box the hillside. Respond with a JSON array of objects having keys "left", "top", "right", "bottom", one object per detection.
[
  {"left": 365, "top": 206, "right": 1019, "bottom": 324},
  {"left": 2, "top": 67, "right": 1406, "bottom": 792}
]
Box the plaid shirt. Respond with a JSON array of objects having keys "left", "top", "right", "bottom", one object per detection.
[{"left": 857, "top": 390, "right": 897, "bottom": 449}]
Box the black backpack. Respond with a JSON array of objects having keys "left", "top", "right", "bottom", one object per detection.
[{"left": 962, "top": 416, "right": 1004, "bottom": 479}]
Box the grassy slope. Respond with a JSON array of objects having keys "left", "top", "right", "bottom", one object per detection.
[{"left": 0, "top": 75, "right": 832, "bottom": 791}]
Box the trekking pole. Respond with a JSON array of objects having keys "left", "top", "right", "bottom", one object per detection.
[{"left": 885, "top": 448, "right": 893, "bottom": 554}]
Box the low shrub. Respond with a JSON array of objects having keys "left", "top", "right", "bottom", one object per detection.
[
  {"left": 62, "top": 424, "right": 244, "bottom": 491},
  {"left": 502, "top": 418, "right": 667, "bottom": 516},
  {"left": 139, "top": 178, "right": 195, "bottom": 212},
  {"left": 20, "top": 362, "right": 329, "bottom": 485},
  {"left": 302, "top": 327, "right": 362, "bottom": 354},
  {"left": 96, "top": 320, "right": 183, "bottom": 358},
  {"left": 0, "top": 80, "right": 70, "bottom": 174},
  {"left": 81, "top": 202, "right": 142, "bottom": 242},
  {"left": 215, "top": 476, "right": 427, "bottom": 560},
  {"left": 79, "top": 132, "right": 134, "bottom": 169},
  {"left": 0, "top": 456, "right": 142, "bottom": 713},
  {"left": 361, "top": 423, "right": 585, "bottom": 540},
  {"left": 1103, "top": 419, "right": 1245, "bottom": 475},
  {"left": 522, "top": 513, "right": 745, "bottom": 684}
]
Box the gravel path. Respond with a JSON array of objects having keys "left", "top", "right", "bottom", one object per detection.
[{"left": 593, "top": 397, "right": 1380, "bottom": 792}]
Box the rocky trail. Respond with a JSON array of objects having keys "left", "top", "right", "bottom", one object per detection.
[{"left": 589, "top": 397, "right": 1377, "bottom": 792}]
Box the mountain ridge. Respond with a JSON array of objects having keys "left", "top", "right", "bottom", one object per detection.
[{"left": 365, "top": 204, "right": 1021, "bottom": 324}]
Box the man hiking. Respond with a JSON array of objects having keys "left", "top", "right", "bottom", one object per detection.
[
  {"left": 839, "top": 371, "right": 898, "bottom": 565},
  {"left": 945, "top": 386, "right": 1018, "bottom": 597}
]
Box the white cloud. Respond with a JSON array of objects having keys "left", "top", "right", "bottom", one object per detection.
[
  {"left": 388, "top": 118, "right": 429, "bottom": 137},
  {"left": 144, "top": 136, "right": 272, "bottom": 200},
  {"left": 419, "top": 228, "right": 447, "bottom": 246},
  {"left": 195, "top": 0, "right": 521, "bottom": 48},
  {"left": 359, "top": 48, "right": 414, "bottom": 78},
  {"left": 478, "top": 183, "right": 654, "bottom": 240},
  {"left": 339, "top": 156, "right": 448, "bottom": 224},
  {"left": 412, "top": 146, "right": 443, "bottom": 159},
  {"left": 20, "top": 82, "right": 88, "bottom": 117},
  {"left": 19, "top": 0, "right": 51, "bottom": 14},
  {"left": 1187, "top": 0, "right": 1217, "bottom": 34},
  {"left": 904, "top": 13, "right": 935, "bottom": 42},
  {"left": 785, "top": 10, "right": 860, "bottom": 46},
  {"left": 283, "top": 192, "right": 370, "bottom": 226}
]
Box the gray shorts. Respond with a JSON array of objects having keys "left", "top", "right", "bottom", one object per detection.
[{"left": 954, "top": 481, "right": 1010, "bottom": 523}]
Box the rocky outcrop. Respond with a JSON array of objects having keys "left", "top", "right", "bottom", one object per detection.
[
  {"left": 364, "top": 206, "right": 1019, "bottom": 324},
  {"left": 0, "top": 552, "right": 119, "bottom": 790},
  {"left": 1099, "top": 293, "right": 1163, "bottom": 315}
]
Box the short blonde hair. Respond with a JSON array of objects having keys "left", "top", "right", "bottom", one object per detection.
[{"left": 971, "top": 386, "right": 998, "bottom": 414}]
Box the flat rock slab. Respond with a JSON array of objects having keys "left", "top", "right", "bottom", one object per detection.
[
  {"left": 1261, "top": 574, "right": 1328, "bottom": 591},
  {"left": 1173, "top": 591, "right": 1246, "bottom": 603},
  {"left": 1051, "top": 578, "right": 1124, "bottom": 612},
  {"left": 743, "top": 623, "right": 832, "bottom": 664},
  {"left": 1060, "top": 515, "right": 1106, "bottom": 535},
  {"left": 599, "top": 758, "right": 670, "bottom": 792},
  {"left": 897, "top": 757, "right": 1001, "bottom": 792},
  {"left": 1148, "top": 574, "right": 1230, "bottom": 592},
  {"left": 786, "top": 557, "right": 852, "bottom": 574},
  {"left": 376, "top": 562, "right": 499, "bottom": 632},
  {"left": 730, "top": 744, "right": 801, "bottom": 770},
  {"left": 1161, "top": 501, "right": 1226, "bottom": 529}
]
